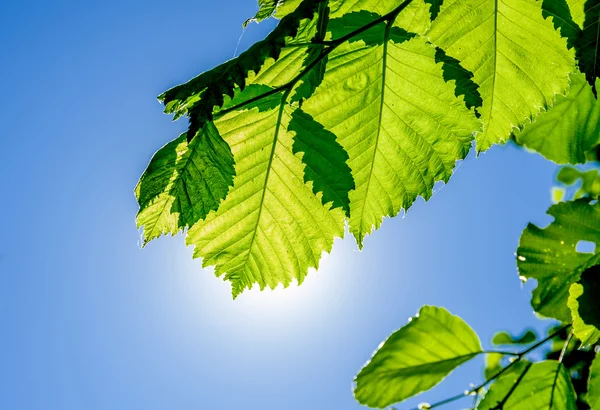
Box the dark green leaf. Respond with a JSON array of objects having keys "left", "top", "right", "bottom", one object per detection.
[
  {"left": 160, "top": 0, "right": 326, "bottom": 128},
  {"left": 568, "top": 263, "right": 600, "bottom": 346},
  {"left": 542, "top": 0, "right": 581, "bottom": 48},
  {"left": 354, "top": 306, "right": 482, "bottom": 408},
  {"left": 517, "top": 200, "right": 600, "bottom": 321},
  {"left": 135, "top": 123, "right": 235, "bottom": 244},
  {"left": 575, "top": 0, "right": 600, "bottom": 92},
  {"left": 492, "top": 330, "right": 537, "bottom": 346}
]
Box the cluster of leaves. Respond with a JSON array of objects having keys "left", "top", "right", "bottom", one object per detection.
[
  {"left": 353, "top": 155, "right": 600, "bottom": 408},
  {"left": 135, "top": 0, "right": 600, "bottom": 298},
  {"left": 353, "top": 306, "right": 599, "bottom": 409},
  {"left": 135, "top": 0, "right": 600, "bottom": 407}
]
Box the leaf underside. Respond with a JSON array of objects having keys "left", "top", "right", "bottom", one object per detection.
[
  {"left": 354, "top": 306, "right": 482, "bottom": 408},
  {"left": 427, "top": 0, "right": 575, "bottom": 151},
  {"left": 136, "top": 0, "right": 585, "bottom": 296}
]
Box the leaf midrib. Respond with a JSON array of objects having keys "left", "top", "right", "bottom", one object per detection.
[{"left": 238, "top": 91, "right": 289, "bottom": 279}]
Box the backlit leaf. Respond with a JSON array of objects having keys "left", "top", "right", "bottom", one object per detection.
[
  {"left": 186, "top": 90, "right": 347, "bottom": 297},
  {"left": 427, "top": 0, "right": 575, "bottom": 151},
  {"left": 135, "top": 123, "right": 235, "bottom": 244},
  {"left": 303, "top": 10, "right": 479, "bottom": 245},
  {"left": 354, "top": 306, "right": 482, "bottom": 408}
]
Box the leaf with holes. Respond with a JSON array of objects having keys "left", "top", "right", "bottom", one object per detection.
[{"left": 517, "top": 199, "right": 600, "bottom": 321}]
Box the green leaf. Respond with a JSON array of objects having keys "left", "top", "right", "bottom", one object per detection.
[
  {"left": 590, "top": 353, "right": 600, "bottom": 410},
  {"left": 556, "top": 166, "right": 600, "bottom": 199},
  {"left": 514, "top": 74, "right": 600, "bottom": 165},
  {"left": 427, "top": 0, "right": 575, "bottom": 151},
  {"left": 492, "top": 329, "right": 537, "bottom": 345},
  {"left": 135, "top": 123, "right": 235, "bottom": 244},
  {"left": 186, "top": 90, "right": 346, "bottom": 297},
  {"left": 568, "top": 263, "right": 600, "bottom": 346},
  {"left": 517, "top": 199, "right": 600, "bottom": 321},
  {"left": 575, "top": 0, "right": 600, "bottom": 91},
  {"left": 567, "top": 0, "right": 587, "bottom": 26},
  {"left": 303, "top": 10, "right": 480, "bottom": 245},
  {"left": 478, "top": 361, "right": 577, "bottom": 410},
  {"left": 354, "top": 306, "right": 482, "bottom": 408},
  {"left": 557, "top": 166, "right": 586, "bottom": 185}
]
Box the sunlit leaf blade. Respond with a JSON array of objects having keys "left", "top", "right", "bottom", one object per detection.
[
  {"left": 492, "top": 330, "right": 537, "bottom": 345},
  {"left": 135, "top": 123, "right": 235, "bottom": 244},
  {"left": 478, "top": 361, "right": 577, "bottom": 410},
  {"left": 576, "top": 0, "right": 600, "bottom": 90},
  {"left": 427, "top": 0, "right": 575, "bottom": 151},
  {"left": 186, "top": 91, "right": 345, "bottom": 298},
  {"left": 517, "top": 199, "right": 600, "bottom": 321},
  {"left": 568, "top": 263, "right": 600, "bottom": 346},
  {"left": 304, "top": 13, "right": 479, "bottom": 245},
  {"left": 288, "top": 109, "right": 354, "bottom": 215},
  {"left": 354, "top": 306, "right": 482, "bottom": 408},
  {"left": 590, "top": 353, "right": 600, "bottom": 410},
  {"left": 514, "top": 74, "right": 600, "bottom": 164},
  {"left": 567, "top": 0, "right": 587, "bottom": 25}
]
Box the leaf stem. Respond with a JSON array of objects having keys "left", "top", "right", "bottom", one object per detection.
[
  {"left": 482, "top": 350, "right": 520, "bottom": 356},
  {"left": 405, "top": 324, "right": 571, "bottom": 410},
  {"left": 558, "top": 330, "right": 574, "bottom": 363}
]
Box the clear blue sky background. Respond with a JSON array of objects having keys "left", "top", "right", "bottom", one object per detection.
[{"left": 1, "top": 1, "right": 562, "bottom": 409}]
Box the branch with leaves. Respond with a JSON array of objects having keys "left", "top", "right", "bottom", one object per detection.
[{"left": 135, "top": 0, "right": 600, "bottom": 407}]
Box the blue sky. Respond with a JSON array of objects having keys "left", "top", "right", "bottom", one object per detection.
[{"left": 0, "top": 1, "right": 562, "bottom": 409}]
